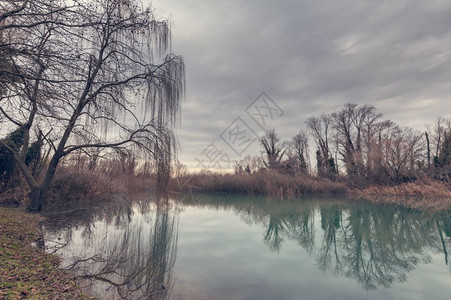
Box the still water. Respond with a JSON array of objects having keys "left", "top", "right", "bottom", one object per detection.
[{"left": 43, "top": 194, "right": 450, "bottom": 299}]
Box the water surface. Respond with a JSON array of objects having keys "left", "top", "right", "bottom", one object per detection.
[{"left": 43, "top": 195, "right": 450, "bottom": 299}]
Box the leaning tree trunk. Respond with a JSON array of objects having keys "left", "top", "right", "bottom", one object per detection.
[
  {"left": 28, "top": 177, "right": 53, "bottom": 212},
  {"left": 30, "top": 154, "right": 61, "bottom": 211},
  {"left": 7, "top": 150, "right": 43, "bottom": 211}
]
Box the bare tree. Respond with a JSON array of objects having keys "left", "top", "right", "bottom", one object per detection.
[
  {"left": 291, "top": 130, "right": 310, "bottom": 173},
  {"left": 427, "top": 117, "right": 451, "bottom": 168},
  {"left": 436, "top": 123, "right": 451, "bottom": 180},
  {"left": 381, "top": 125, "right": 423, "bottom": 183},
  {"left": 234, "top": 155, "right": 264, "bottom": 174},
  {"left": 306, "top": 103, "right": 428, "bottom": 185},
  {"left": 0, "top": 0, "right": 185, "bottom": 211},
  {"left": 330, "top": 103, "right": 389, "bottom": 182},
  {"left": 306, "top": 114, "right": 334, "bottom": 176},
  {"left": 332, "top": 104, "right": 359, "bottom": 177},
  {"left": 260, "top": 129, "right": 286, "bottom": 169},
  {"left": 366, "top": 120, "right": 394, "bottom": 184}
]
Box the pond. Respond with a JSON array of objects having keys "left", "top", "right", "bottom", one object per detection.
[{"left": 42, "top": 194, "right": 450, "bottom": 300}]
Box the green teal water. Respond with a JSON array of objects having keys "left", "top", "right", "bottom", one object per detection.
[{"left": 43, "top": 194, "right": 450, "bottom": 299}]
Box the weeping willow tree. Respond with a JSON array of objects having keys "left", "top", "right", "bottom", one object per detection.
[{"left": 0, "top": 0, "right": 185, "bottom": 211}]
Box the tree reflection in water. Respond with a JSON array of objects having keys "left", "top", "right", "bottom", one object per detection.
[
  {"left": 43, "top": 194, "right": 450, "bottom": 296},
  {"left": 44, "top": 195, "right": 179, "bottom": 299},
  {"left": 182, "top": 195, "right": 450, "bottom": 290}
]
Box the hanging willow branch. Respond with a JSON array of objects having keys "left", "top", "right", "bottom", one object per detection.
[{"left": 0, "top": 0, "right": 185, "bottom": 210}]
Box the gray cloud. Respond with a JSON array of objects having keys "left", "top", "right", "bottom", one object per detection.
[{"left": 152, "top": 0, "right": 451, "bottom": 168}]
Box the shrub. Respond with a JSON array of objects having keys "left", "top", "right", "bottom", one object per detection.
[{"left": 45, "top": 166, "right": 113, "bottom": 208}]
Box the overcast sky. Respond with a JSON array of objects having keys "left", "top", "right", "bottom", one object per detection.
[{"left": 151, "top": 0, "right": 451, "bottom": 170}]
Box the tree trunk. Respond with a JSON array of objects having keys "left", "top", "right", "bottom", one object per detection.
[
  {"left": 4, "top": 147, "right": 43, "bottom": 211},
  {"left": 28, "top": 180, "right": 52, "bottom": 212},
  {"left": 28, "top": 186, "right": 42, "bottom": 212}
]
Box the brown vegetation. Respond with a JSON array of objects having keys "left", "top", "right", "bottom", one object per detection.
[
  {"left": 170, "top": 170, "right": 347, "bottom": 198},
  {"left": 0, "top": 153, "right": 156, "bottom": 208},
  {"left": 351, "top": 178, "right": 451, "bottom": 210},
  {"left": 356, "top": 178, "right": 451, "bottom": 198},
  {"left": 170, "top": 170, "right": 450, "bottom": 209}
]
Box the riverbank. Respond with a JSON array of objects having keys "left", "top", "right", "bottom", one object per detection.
[
  {"left": 0, "top": 207, "right": 94, "bottom": 299},
  {"left": 351, "top": 179, "right": 451, "bottom": 210},
  {"left": 170, "top": 172, "right": 451, "bottom": 210},
  {"left": 169, "top": 171, "right": 347, "bottom": 197}
]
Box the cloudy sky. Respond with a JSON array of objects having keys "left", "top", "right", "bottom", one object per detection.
[{"left": 151, "top": 0, "right": 451, "bottom": 170}]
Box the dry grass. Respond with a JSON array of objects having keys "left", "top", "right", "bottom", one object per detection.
[
  {"left": 170, "top": 171, "right": 451, "bottom": 210},
  {"left": 355, "top": 179, "right": 451, "bottom": 197},
  {"left": 45, "top": 165, "right": 156, "bottom": 209},
  {"left": 0, "top": 163, "right": 155, "bottom": 208},
  {"left": 169, "top": 170, "right": 347, "bottom": 198},
  {"left": 351, "top": 179, "right": 451, "bottom": 210},
  {"left": 45, "top": 167, "right": 114, "bottom": 207},
  {"left": 0, "top": 207, "right": 94, "bottom": 299}
]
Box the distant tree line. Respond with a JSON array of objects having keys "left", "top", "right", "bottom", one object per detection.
[{"left": 235, "top": 104, "right": 450, "bottom": 186}]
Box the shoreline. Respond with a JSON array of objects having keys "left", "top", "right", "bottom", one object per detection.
[
  {"left": 0, "top": 207, "right": 94, "bottom": 299},
  {"left": 349, "top": 180, "right": 451, "bottom": 210},
  {"left": 170, "top": 173, "right": 451, "bottom": 210},
  {"left": 182, "top": 190, "right": 451, "bottom": 211}
]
